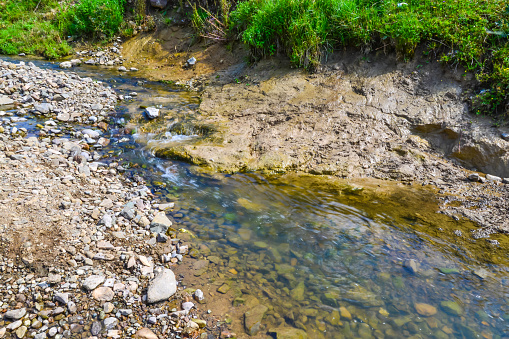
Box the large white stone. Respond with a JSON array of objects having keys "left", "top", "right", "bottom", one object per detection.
[
  {"left": 147, "top": 268, "right": 177, "bottom": 303},
  {"left": 0, "top": 95, "right": 14, "bottom": 106},
  {"left": 145, "top": 107, "right": 160, "bottom": 119}
]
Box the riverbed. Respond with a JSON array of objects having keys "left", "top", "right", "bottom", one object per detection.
[{"left": 2, "top": 56, "right": 509, "bottom": 339}]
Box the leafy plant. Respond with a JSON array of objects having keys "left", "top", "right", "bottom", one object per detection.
[
  {"left": 67, "top": 0, "right": 125, "bottom": 38},
  {"left": 0, "top": 0, "right": 71, "bottom": 58}
]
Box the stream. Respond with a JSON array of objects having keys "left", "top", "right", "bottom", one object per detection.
[{"left": 2, "top": 56, "right": 509, "bottom": 339}]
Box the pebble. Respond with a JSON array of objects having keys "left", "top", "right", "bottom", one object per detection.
[
  {"left": 4, "top": 308, "right": 26, "bottom": 320},
  {"left": 82, "top": 275, "right": 105, "bottom": 291},
  {"left": 103, "top": 317, "right": 118, "bottom": 330},
  {"left": 134, "top": 327, "right": 158, "bottom": 339},
  {"left": 92, "top": 287, "right": 114, "bottom": 301},
  {"left": 0, "top": 58, "right": 225, "bottom": 339}
]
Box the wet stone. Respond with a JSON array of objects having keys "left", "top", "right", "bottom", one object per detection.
[
  {"left": 340, "top": 307, "right": 352, "bottom": 320},
  {"left": 194, "top": 319, "right": 207, "bottom": 328},
  {"left": 440, "top": 301, "right": 463, "bottom": 316},
  {"left": 244, "top": 304, "right": 268, "bottom": 336},
  {"left": 269, "top": 326, "right": 308, "bottom": 339},
  {"left": 217, "top": 284, "right": 230, "bottom": 294},
  {"left": 415, "top": 303, "right": 437, "bottom": 316},
  {"left": 144, "top": 107, "right": 160, "bottom": 120},
  {"left": 473, "top": 268, "right": 489, "bottom": 279},
  {"left": 291, "top": 282, "right": 305, "bottom": 301}
]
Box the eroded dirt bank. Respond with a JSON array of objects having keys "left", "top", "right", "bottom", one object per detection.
[{"left": 134, "top": 47, "right": 509, "bottom": 238}]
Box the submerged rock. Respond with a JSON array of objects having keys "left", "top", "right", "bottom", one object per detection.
[
  {"left": 290, "top": 282, "right": 305, "bottom": 301},
  {"left": 403, "top": 259, "right": 418, "bottom": 274},
  {"left": 440, "top": 301, "right": 463, "bottom": 316},
  {"left": 244, "top": 304, "right": 268, "bottom": 336},
  {"left": 268, "top": 327, "right": 308, "bottom": 339},
  {"left": 415, "top": 303, "right": 437, "bottom": 316}
]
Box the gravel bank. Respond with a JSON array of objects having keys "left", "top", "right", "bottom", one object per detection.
[{"left": 0, "top": 58, "right": 226, "bottom": 339}]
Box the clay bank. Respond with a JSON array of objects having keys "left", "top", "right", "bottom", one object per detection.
[{"left": 126, "top": 48, "right": 509, "bottom": 239}]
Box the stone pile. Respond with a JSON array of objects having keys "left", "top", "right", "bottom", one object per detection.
[
  {"left": 0, "top": 58, "right": 219, "bottom": 338},
  {"left": 0, "top": 60, "right": 117, "bottom": 125},
  {"left": 74, "top": 42, "right": 125, "bottom": 67}
]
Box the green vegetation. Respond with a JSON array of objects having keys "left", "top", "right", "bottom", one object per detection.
[
  {"left": 0, "top": 0, "right": 125, "bottom": 59},
  {"left": 226, "top": 0, "right": 509, "bottom": 115},
  {"left": 0, "top": 0, "right": 71, "bottom": 58},
  {"left": 65, "top": 0, "right": 125, "bottom": 39},
  {"left": 1, "top": 0, "right": 508, "bottom": 116}
]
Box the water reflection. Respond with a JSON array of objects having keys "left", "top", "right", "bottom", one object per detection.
[{"left": 123, "top": 153, "right": 509, "bottom": 338}]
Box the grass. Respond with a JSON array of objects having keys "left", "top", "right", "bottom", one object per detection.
[
  {"left": 0, "top": 0, "right": 125, "bottom": 59},
  {"left": 1, "top": 0, "right": 508, "bottom": 116},
  {"left": 65, "top": 0, "right": 125, "bottom": 39},
  {"left": 228, "top": 0, "right": 509, "bottom": 116},
  {"left": 0, "top": 0, "right": 71, "bottom": 59}
]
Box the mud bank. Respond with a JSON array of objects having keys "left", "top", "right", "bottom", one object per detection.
[{"left": 137, "top": 48, "right": 509, "bottom": 237}]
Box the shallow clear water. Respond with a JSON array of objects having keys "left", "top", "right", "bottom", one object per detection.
[{"left": 3, "top": 56, "right": 509, "bottom": 339}]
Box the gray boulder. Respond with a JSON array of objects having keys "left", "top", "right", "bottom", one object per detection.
[
  {"left": 147, "top": 268, "right": 177, "bottom": 303},
  {"left": 150, "top": 0, "right": 168, "bottom": 8}
]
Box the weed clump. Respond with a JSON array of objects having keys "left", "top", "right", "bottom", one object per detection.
[
  {"left": 0, "top": 0, "right": 71, "bottom": 58},
  {"left": 66, "top": 0, "right": 125, "bottom": 39}
]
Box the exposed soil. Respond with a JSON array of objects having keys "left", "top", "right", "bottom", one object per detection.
[
  {"left": 120, "top": 31, "right": 509, "bottom": 238},
  {"left": 121, "top": 26, "right": 247, "bottom": 85}
]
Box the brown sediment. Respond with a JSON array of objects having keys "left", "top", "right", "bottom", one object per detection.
[{"left": 124, "top": 35, "right": 509, "bottom": 237}]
